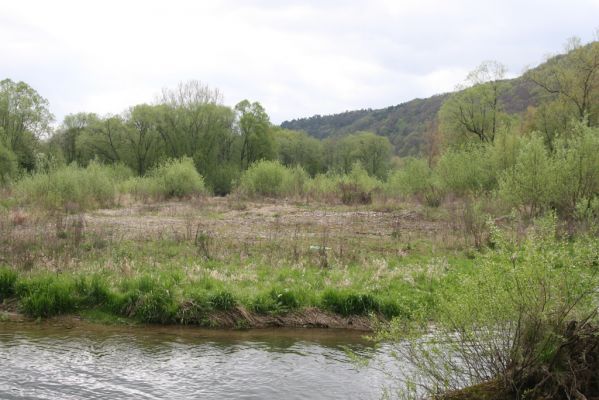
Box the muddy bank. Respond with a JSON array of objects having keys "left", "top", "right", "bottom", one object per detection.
[{"left": 0, "top": 305, "right": 374, "bottom": 331}]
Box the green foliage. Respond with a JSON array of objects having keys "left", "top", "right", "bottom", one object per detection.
[
  {"left": 209, "top": 290, "right": 237, "bottom": 311},
  {"left": 114, "top": 276, "right": 176, "bottom": 323},
  {"left": 551, "top": 123, "right": 599, "bottom": 216},
  {"left": 0, "top": 267, "right": 17, "bottom": 301},
  {"left": 436, "top": 145, "right": 495, "bottom": 195},
  {"left": 273, "top": 128, "right": 324, "bottom": 176},
  {"left": 239, "top": 160, "right": 306, "bottom": 197},
  {"left": 0, "top": 143, "right": 18, "bottom": 185},
  {"left": 380, "top": 215, "right": 599, "bottom": 396},
  {"left": 499, "top": 135, "right": 556, "bottom": 216},
  {"left": 324, "top": 132, "right": 393, "bottom": 179},
  {"left": 16, "top": 275, "right": 78, "bottom": 317},
  {"left": 338, "top": 162, "right": 382, "bottom": 204},
  {"left": 387, "top": 158, "right": 443, "bottom": 206},
  {"left": 0, "top": 79, "right": 53, "bottom": 171},
  {"left": 151, "top": 157, "right": 206, "bottom": 198},
  {"left": 14, "top": 162, "right": 119, "bottom": 212},
  {"left": 321, "top": 289, "right": 381, "bottom": 316},
  {"left": 125, "top": 157, "right": 207, "bottom": 200},
  {"left": 236, "top": 100, "right": 275, "bottom": 170}
]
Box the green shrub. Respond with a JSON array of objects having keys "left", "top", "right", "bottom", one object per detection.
[
  {"left": 499, "top": 135, "right": 556, "bottom": 216},
  {"left": 239, "top": 160, "right": 290, "bottom": 197},
  {"left": 124, "top": 157, "right": 207, "bottom": 200},
  {"left": 14, "top": 162, "right": 119, "bottom": 211},
  {"left": 387, "top": 158, "right": 444, "bottom": 206},
  {"left": 379, "top": 215, "right": 599, "bottom": 396},
  {"left": 153, "top": 157, "right": 206, "bottom": 198},
  {"left": 436, "top": 146, "right": 495, "bottom": 195},
  {"left": 0, "top": 267, "right": 18, "bottom": 301},
  {"left": 338, "top": 162, "right": 382, "bottom": 204}
]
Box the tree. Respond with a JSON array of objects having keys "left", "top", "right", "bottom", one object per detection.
[
  {"left": 126, "top": 104, "right": 162, "bottom": 175},
  {"left": 325, "top": 132, "right": 392, "bottom": 179},
  {"left": 527, "top": 39, "right": 599, "bottom": 127},
  {"left": 235, "top": 100, "right": 274, "bottom": 169},
  {"left": 53, "top": 113, "right": 99, "bottom": 164},
  {"left": 77, "top": 115, "right": 128, "bottom": 165},
  {"left": 0, "top": 79, "right": 53, "bottom": 170},
  {"left": 440, "top": 61, "right": 508, "bottom": 143},
  {"left": 273, "top": 128, "right": 324, "bottom": 176}
]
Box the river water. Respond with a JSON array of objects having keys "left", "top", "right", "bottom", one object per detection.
[{"left": 0, "top": 323, "right": 402, "bottom": 399}]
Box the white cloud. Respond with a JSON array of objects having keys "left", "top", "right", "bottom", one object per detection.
[{"left": 1, "top": 0, "right": 598, "bottom": 124}]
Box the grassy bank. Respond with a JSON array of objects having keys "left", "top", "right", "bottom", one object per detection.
[{"left": 1, "top": 197, "right": 477, "bottom": 328}]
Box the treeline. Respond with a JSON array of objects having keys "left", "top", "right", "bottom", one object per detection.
[
  {"left": 1, "top": 39, "right": 598, "bottom": 223},
  {"left": 0, "top": 80, "right": 394, "bottom": 195}
]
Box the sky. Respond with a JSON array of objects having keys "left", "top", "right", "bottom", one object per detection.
[{"left": 1, "top": 0, "right": 598, "bottom": 125}]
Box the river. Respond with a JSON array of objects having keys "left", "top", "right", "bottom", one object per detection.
[{"left": 0, "top": 323, "right": 402, "bottom": 399}]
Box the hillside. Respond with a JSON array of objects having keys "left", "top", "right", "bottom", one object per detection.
[{"left": 281, "top": 70, "right": 540, "bottom": 156}]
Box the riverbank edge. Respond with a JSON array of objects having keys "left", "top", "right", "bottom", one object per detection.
[{"left": 0, "top": 303, "right": 375, "bottom": 331}]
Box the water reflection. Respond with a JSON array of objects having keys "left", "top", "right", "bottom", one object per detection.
[{"left": 0, "top": 323, "right": 395, "bottom": 400}]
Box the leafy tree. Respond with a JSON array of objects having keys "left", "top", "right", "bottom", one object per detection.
[
  {"left": 528, "top": 39, "right": 599, "bottom": 127},
  {"left": 0, "top": 79, "right": 53, "bottom": 170},
  {"left": 235, "top": 100, "right": 275, "bottom": 169},
  {"left": 77, "top": 115, "right": 129, "bottom": 165},
  {"left": 440, "top": 61, "right": 508, "bottom": 143},
  {"left": 53, "top": 113, "right": 99, "bottom": 164},
  {"left": 125, "top": 104, "right": 162, "bottom": 175},
  {"left": 273, "top": 128, "right": 324, "bottom": 176},
  {"left": 324, "top": 132, "right": 392, "bottom": 179}
]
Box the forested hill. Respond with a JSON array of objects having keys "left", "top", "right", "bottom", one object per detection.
[{"left": 281, "top": 71, "right": 539, "bottom": 156}]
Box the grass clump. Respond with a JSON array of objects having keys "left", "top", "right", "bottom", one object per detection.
[
  {"left": 321, "top": 289, "right": 381, "bottom": 316},
  {"left": 209, "top": 290, "right": 237, "bottom": 311},
  {"left": 16, "top": 275, "right": 78, "bottom": 317},
  {"left": 0, "top": 267, "right": 18, "bottom": 301},
  {"left": 251, "top": 287, "right": 303, "bottom": 314},
  {"left": 112, "top": 275, "right": 177, "bottom": 323}
]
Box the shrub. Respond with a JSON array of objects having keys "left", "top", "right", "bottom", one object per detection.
[
  {"left": 338, "top": 162, "right": 382, "bottom": 204},
  {"left": 239, "top": 160, "right": 290, "bottom": 197},
  {"left": 387, "top": 158, "right": 444, "bottom": 206},
  {"left": 379, "top": 215, "right": 599, "bottom": 397},
  {"left": 14, "top": 162, "right": 118, "bottom": 212},
  {"left": 436, "top": 145, "right": 495, "bottom": 195},
  {"left": 124, "top": 157, "right": 207, "bottom": 200},
  {"left": 153, "top": 157, "right": 206, "bottom": 198},
  {"left": 499, "top": 135, "right": 556, "bottom": 217}
]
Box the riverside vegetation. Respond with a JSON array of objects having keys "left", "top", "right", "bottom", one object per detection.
[{"left": 1, "top": 38, "right": 599, "bottom": 399}]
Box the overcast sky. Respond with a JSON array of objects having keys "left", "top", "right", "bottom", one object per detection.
[{"left": 2, "top": 0, "right": 598, "bottom": 125}]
